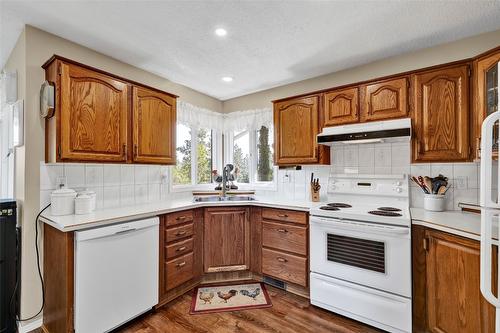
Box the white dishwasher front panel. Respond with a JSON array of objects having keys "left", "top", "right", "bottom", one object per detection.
[{"left": 75, "top": 217, "right": 159, "bottom": 333}]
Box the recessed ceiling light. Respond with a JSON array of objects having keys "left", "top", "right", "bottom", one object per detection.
[
  {"left": 221, "top": 76, "right": 233, "bottom": 82},
  {"left": 215, "top": 28, "right": 227, "bottom": 37}
]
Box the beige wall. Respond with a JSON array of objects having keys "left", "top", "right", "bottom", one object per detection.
[
  {"left": 223, "top": 28, "right": 500, "bottom": 112},
  {"left": 10, "top": 25, "right": 222, "bottom": 324}
]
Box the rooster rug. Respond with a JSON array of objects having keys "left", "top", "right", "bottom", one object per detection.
[{"left": 190, "top": 282, "right": 272, "bottom": 314}]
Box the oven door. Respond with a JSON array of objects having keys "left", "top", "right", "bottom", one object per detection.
[{"left": 310, "top": 216, "right": 411, "bottom": 297}]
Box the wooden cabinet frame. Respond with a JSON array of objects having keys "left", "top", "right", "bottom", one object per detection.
[{"left": 43, "top": 55, "right": 178, "bottom": 165}]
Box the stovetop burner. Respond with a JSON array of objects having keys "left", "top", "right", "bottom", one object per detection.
[
  {"left": 327, "top": 203, "right": 352, "bottom": 208},
  {"left": 320, "top": 206, "right": 340, "bottom": 211},
  {"left": 377, "top": 207, "right": 402, "bottom": 212},
  {"left": 368, "top": 210, "right": 403, "bottom": 217}
]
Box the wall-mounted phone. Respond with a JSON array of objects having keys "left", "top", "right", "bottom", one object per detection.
[{"left": 39, "top": 80, "right": 55, "bottom": 118}]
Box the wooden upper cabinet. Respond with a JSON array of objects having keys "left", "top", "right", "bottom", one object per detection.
[
  {"left": 59, "top": 62, "right": 129, "bottom": 162},
  {"left": 361, "top": 77, "right": 409, "bottom": 122},
  {"left": 323, "top": 87, "right": 359, "bottom": 126},
  {"left": 273, "top": 95, "right": 329, "bottom": 165},
  {"left": 412, "top": 64, "right": 470, "bottom": 162},
  {"left": 204, "top": 207, "right": 250, "bottom": 273},
  {"left": 132, "top": 86, "right": 176, "bottom": 164},
  {"left": 43, "top": 55, "right": 178, "bottom": 164},
  {"left": 472, "top": 48, "right": 500, "bottom": 161},
  {"left": 425, "top": 229, "right": 495, "bottom": 333}
]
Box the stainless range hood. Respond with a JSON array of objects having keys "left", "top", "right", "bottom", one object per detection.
[{"left": 317, "top": 118, "right": 411, "bottom": 145}]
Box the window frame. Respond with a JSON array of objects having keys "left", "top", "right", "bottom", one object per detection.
[
  {"left": 170, "top": 125, "right": 220, "bottom": 192},
  {"left": 224, "top": 126, "right": 277, "bottom": 191}
]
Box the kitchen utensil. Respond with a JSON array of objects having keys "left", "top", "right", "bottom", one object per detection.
[
  {"left": 437, "top": 185, "right": 447, "bottom": 195},
  {"left": 417, "top": 176, "right": 430, "bottom": 194},
  {"left": 423, "top": 176, "right": 433, "bottom": 194},
  {"left": 411, "top": 176, "right": 429, "bottom": 194}
]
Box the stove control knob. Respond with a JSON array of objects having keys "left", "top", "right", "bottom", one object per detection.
[
  {"left": 395, "top": 187, "right": 403, "bottom": 193},
  {"left": 395, "top": 181, "right": 402, "bottom": 186}
]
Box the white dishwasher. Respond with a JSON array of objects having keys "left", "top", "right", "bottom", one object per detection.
[{"left": 74, "top": 217, "right": 159, "bottom": 333}]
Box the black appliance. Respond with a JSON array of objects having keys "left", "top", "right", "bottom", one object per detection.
[{"left": 0, "top": 200, "right": 17, "bottom": 333}]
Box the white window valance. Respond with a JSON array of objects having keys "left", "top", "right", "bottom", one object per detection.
[
  {"left": 177, "top": 100, "right": 225, "bottom": 132},
  {"left": 177, "top": 100, "right": 272, "bottom": 133},
  {"left": 223, "top": 108, "right": 273, "bottom": 133}
]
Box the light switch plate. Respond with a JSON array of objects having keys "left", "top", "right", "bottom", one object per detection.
[{"left": 455, "top": 176, "right": 467, "bottom": 190}]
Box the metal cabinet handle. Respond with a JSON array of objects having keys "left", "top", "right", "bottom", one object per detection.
[
  {"left": 176, "top": 230, "right": 187, "bottom": 236},
  {"left": 277, "top": 214, "right": 288, "bottom": 218},
  {"left": 176, "top": 261, "right": 186, "bottom": 268},
  {"left": 134, "top": 144, "right": 138, "bottom": 158},
  {"left": 122, "top": 144, "right": 127, "bottom": 157},
  {"left": 176, "top": 246, "right": 187, "bottom": 252},
  {"left": 176, "top": 216, "right": 186, "bottom": 221},
  {"left": 277, "top": 228, "right": 288, "bottom": 233},
  {"left": 276, "top": 257, "right": 288, "bottom": 263}
]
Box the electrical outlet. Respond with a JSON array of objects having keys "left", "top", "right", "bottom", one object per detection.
[
  {"left": 56, "top": 176, "right": 67, "bottom": 189},
  {"left": 454, "top": 176, "right": 467, "bottom": 190}
]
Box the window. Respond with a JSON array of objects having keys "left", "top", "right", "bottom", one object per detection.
[
  {"left": 233, "top": 130, "right": 250, "bottom": 183},
  {"left": 227, "top": 125, "right": 275, "bottom": 187},
  {"left": 173, "top": 123, "right": 215, "bottom": 187}
]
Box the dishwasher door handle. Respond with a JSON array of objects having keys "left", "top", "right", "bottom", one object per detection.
[{"left": 114, "top": 228, "right": 137, "bottom": 235}]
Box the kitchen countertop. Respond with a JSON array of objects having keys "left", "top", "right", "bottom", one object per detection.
[
  {"left": 411, "top": 208, "right": 490, "bottom": 241},
  {"left": 40, "top": 197, "right": 315, "bottom": 232}
]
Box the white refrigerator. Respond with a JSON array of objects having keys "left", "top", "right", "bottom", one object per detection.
[{"left": 480, "top": 59, "right": 500, "bottom": 331}]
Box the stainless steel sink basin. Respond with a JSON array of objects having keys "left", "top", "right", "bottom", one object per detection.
[{"left": 193, "top": 196, "right": 256, "bottom": 202}]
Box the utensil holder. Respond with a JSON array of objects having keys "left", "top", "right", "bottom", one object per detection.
[{"left": 424, "top": 194, "right": 445, "bottom": 212}]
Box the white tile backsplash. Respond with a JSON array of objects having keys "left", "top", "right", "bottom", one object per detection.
[
  {"left": 85, "top": 165, "right": 103, "bottom": 187},
  {"left": 103, "top": 165, "right": 121, "bottom": 187},
  {"left": 40, "top": 163, "right": 173, "bottom": 209}
]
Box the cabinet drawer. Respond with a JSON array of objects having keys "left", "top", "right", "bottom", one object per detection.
[
  {"left": 262, "top": 208, "right": 307, "bottom": 225},
  {"left": 165, "top": 238, "right": 193, "bottom": 260},
  {"left": 165, "top": 252, "right": 194, "bottom": 291},
  {"left": 166, "top": 210, "right": 194, "bottom": 227},
  {"left": 262, "top": 221, "right": 307, "bottom": 256},
  {"left": 262, "top": 248, "right": 307, "bottom": 286},
  {"left": 165, "top": 223, "right": 193, "bottom": 243}
]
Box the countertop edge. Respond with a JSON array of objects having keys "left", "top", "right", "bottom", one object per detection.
[{"left": 40, "top": 200, "right": 312, "bottom": 232}]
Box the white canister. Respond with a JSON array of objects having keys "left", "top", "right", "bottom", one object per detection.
[
  {"left": 78, "top": 190, "right": 96, "bottom": 211},
  {"left": 50, "top": 188, "right": 77, "bottom": 216},
  {"left": 75, "top": 194, "right": 93, "bottom": 215},
  {"left": 424, "top": 194, "right": 446, "bottom": 212}
]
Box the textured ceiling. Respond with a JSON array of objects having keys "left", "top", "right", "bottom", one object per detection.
[{"left": 2, "top": 1, "right": 500, "bottom": 100}]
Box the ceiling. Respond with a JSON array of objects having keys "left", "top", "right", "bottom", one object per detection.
[{"left": 2, "top": 1, "right": 500, "bottom": 100}]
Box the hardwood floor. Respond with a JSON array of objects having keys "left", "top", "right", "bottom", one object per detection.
[{"left": 33, "top": 286, "right": 380, "bottom": 333}]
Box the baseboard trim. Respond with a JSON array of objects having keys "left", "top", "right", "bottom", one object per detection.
[{"left": 18, "top": 317, "right": 43, "bottom": 333}]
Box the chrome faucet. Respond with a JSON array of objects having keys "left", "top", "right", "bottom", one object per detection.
[{"left": 221, "top": 164, "right": 234, "bottom": 197}]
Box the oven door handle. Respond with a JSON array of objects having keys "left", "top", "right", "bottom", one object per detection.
[{"left": 310, "top": 217, "right": 409, "bottom": 235}]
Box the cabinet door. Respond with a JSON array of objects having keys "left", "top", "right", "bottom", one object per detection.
[
  {"left": 426, "top": 230, "right": 495, "bottom": 333},
  {"left": 413, "top": 65, "right": 470, "bottom": 162},
  {"left": 323, "top": 87, "right": 359, "bottom": 126},
  {"left": 59, "top": 62, "right": 128, "bottom": 162},
  {"left": 274, "top": 95, "right": 326, "bottom": 165},
  {"left": 361, "top": 77, "right": 408, "bottom": 122},
  {"left": 473, "top": 49, "right": 500, "bottom": 160},
  {"left": 204, "top": 207, "right": 250, "bottom": 273},
  {"left": 132, "top": 86, "right": 176, "bottom": 164}
]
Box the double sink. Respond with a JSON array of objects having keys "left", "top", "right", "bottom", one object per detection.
[{"left": 193, "top": 195, "right": 257, "bottom": 202}]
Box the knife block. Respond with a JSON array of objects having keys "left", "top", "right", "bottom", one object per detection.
[{"left": 310, "top": 185, "right": 320, "bottom": 202}]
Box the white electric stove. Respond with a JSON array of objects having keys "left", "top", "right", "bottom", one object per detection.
[{"left": 309, "top": 174, "right": 412, "bottom": 333}]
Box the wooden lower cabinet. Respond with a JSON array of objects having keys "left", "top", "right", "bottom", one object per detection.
[
  {"left": 412, "top": 226, "right": 496, "bottom": 333},
  {"left": 261, "top": 208, "right": 308, "bottom": 287},
  {"left": 204, "top": 207, "right": 250, "bottom": 273},
  {"left": 159, "top": 209, "right": 203, "bottom": 305}
]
